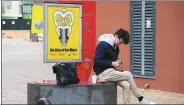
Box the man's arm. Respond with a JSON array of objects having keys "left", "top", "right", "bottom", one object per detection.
[{"left": 94, "top": 42, "right": 113, "bottom": 68}]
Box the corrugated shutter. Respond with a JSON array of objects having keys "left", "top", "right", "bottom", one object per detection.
[
  {"left": 144, "top": 1, "right": 156, "bottom": 76},
  {"left": 130, "top": 1, "right": 155, "bottom": 77},
  {"left": 130, "top": 1, "right": 142, "bottom": 76}
]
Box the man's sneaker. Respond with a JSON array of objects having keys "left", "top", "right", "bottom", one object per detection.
[{"left": 140, "top": 98, "right": 156, "bottom": 104}]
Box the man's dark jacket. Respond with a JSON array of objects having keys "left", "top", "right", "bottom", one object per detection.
[{"left": 93, "top": 41, "right": 119, "bottom": 75}]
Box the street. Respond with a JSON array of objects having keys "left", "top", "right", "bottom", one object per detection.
[{"left": 2, "top": 39, "right": 55, "bottom": 104}]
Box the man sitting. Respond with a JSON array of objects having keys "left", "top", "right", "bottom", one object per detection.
[{"left": 93, "top": 28, "right": 156, "bottom": 104}]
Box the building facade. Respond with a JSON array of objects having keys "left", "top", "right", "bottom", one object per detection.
[
  {"left": 95, "top": 1, "right": 184, "bottom": 94},
  {"left": 2, "top": 1, "right": 32, "bottom": 19},
  {"left": 2, "top": 1, "right": 32, "bottom": 34},
  {"left": 2, "top": 1, "right": 22, "bottom": 19}
]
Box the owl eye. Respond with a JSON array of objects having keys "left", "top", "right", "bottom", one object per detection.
[
  {"left": 57, "top": 16, "right": 62, "bottom": 23},
  {"left": 66, "top": 16, "right": 70, "bottom": 23}
]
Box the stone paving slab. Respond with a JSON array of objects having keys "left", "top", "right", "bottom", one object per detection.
[{"left": 2, "top": 39, "right": 184, "bottom": 104}]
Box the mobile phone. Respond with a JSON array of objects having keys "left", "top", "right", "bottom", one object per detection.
[{"left": 118, "top": 60, "right": 122, "bottom": 64}]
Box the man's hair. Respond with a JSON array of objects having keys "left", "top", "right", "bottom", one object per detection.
[{"left": 114, "top": 28, "right": 130, "bottom": 45}]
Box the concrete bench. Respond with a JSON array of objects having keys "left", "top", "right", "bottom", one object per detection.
[{"left": 27, "top": 80, "right": 117, "bottom": 104}]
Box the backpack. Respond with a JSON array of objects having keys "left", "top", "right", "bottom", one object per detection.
[{"left": 52, "top": 63, "right": 80, "bottom": 85}]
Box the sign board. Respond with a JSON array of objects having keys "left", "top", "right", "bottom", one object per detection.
[
  {"left": 146, "top": 19, "right": 151, "bottom": 28},
  {"left": 31, "top": 5, "right": 43, "bottom": 34},
  {"left": 44, "top": 3, "right": 82, "bottom": 63}
]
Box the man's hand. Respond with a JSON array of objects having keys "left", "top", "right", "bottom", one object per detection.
[
  {"left": 112, "top": 61, "right": 121, "bottom": 68},
  {"left": 117, "top": 60, "right": 122, "bottom": 64}
]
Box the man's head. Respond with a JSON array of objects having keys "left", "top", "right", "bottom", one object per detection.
[{"left": 113, "top": 28, "right": 130, "bottom": 46}]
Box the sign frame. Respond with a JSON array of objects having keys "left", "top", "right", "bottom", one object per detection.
[{"left": 43, "top": 3, "right": 82, "bottom": 63}]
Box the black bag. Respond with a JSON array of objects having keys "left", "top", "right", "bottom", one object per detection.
[{"left": 52, "top": 63, "right": 80, "bottom": 85}]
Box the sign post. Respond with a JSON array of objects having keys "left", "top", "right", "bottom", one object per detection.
[
  {"left": 44, "top": 3, "right": 82, "bottom": 63},
  {"left": 43, "top": 1, "right": 96, "bottom": 83}
]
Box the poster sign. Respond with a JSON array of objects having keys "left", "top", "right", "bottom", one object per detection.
[
  {"left": 44, "top": 3, "right": 82, "bottom": 63},
  {"left": 146, "top": 19, "right": 151, "bottom": 28}
]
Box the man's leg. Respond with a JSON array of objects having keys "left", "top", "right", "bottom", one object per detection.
[
  {"left": 98, "top": 68, "right": 142, "bottom": 98},
  {"left": 98, "top": 68, "right": 156, "bottom": 104},
  {"left": 117, "top": 81, "right": 131, "bottom": 104}
]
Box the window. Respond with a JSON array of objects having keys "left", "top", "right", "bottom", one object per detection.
[
  {"left": 23, "top": 13, "right": 32, "bottom": 19},
  {"left": 130, "top": 1, "right": 156, "bottom": 79},
  {"left": 22, "top": 5, "right": 32, "bottom": 14},
  {"left": 22, "top": 1, "right": 33, "bottom": 19}
]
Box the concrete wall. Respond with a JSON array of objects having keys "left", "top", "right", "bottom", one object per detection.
[
  {"left": 181, "top": 2, "right": 184, "bottom": 94},
  {"left": 27, "top": 82, "right": 117, "bottom": 104},
  {"left": 96, "top": 1, "right": 184, "bottom": 94}
]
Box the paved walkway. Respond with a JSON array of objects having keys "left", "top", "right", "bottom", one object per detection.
[
  {"left": 117, "top": 86, "right": 184, "bottom": 104},
  {"left": 2, "top": 39, "right": 184, "bottom": 104}
]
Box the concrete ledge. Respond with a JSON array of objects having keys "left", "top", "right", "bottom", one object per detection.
[{"left": 27, "top": 80, "right": 117, "bottom": 104}]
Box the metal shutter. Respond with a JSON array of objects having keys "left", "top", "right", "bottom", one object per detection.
[
  {"left": 130, "top": 1, "right": 156, "bottom": 77},
  {"left": 130, "top": 1, "right": 142, "bottom": 76},
  {"left": 144, "top": 1, "right": 156, "bottom": 76}
]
